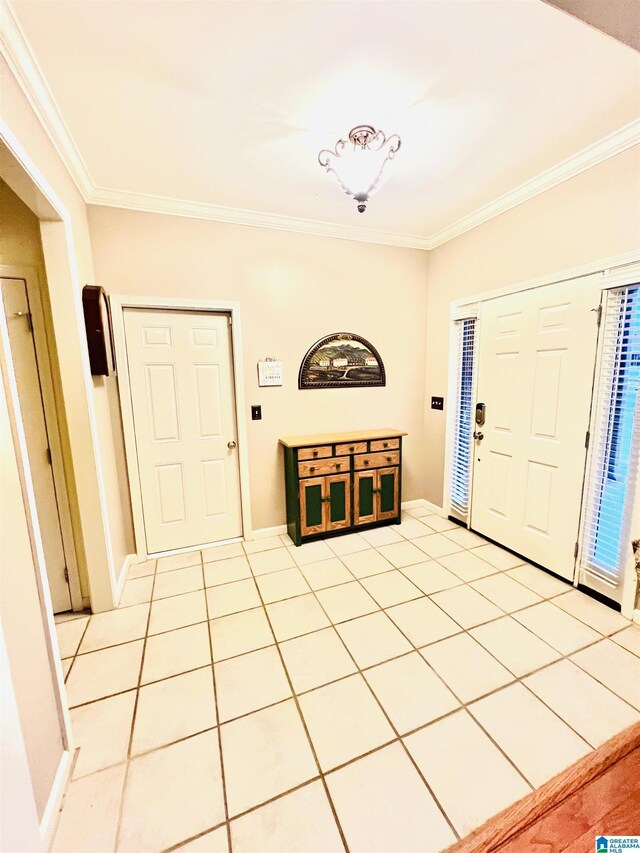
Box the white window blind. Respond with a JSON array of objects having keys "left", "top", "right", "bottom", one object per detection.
[
  {"left": 449, "top": 318, "right": 476, "bottom": 520},
  {"left": 580, "top": 283, "right": 640, "bottom": 593}
]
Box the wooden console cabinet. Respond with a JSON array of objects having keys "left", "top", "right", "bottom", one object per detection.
[{"left": 279, "top": 429, "right": 406, "bottom": 546}]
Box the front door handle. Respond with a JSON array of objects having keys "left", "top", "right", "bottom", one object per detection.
[
  {"left": 227, "top": 440, "right": 237, "bottom": 449},
  {"left": 473, "top": 431, "right": 484, "bottom": 441}
]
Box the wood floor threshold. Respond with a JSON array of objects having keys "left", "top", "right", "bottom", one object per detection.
[{"left": 446, "top": 720, "right": 640, "bottom": 853}]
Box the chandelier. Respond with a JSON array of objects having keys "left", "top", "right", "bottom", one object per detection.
[{"left": 318, "top": 125, "right": 401, "bottom": 213}]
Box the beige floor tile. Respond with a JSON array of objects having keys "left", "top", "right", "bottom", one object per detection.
[
  {"left": 429, "top": 628, "right": 513, "bottom": 698},
  {"left": 325, "top": 532, "right": 371, "bottom": 556},
  {"left": 524, "top": 659, "right": 639, "bottom": 747},
  {"left": 470, "top": 616, "right": 561, "bottom": 677},
  {"left": 279, "top": 533, "right": 295, "bottom": 546},
  {"left": 131, "top": 667, "right": 216, "bottom": 754},
  {"left": 79, "top": 603, "right": 149, "bottom": 654},
  {"left": 470, "top": 543, "right": 525, "bottom": 570},
  {"left": 202, "top": 542, "right": 245, "bottom": 563},
  {"left": 142, "top": 622, "right": 211, "bottom": 684},
  {"left": 127, "top": 559, "right": 156, "bottom": 580},
  {"left": 360, "top": 569, "right": 423, "bottom": 607},
  {"left": 55, "top": 616, "right": 89, "bottom": 658},
  {"left": 514, "top": 601, "right": 601, "bottom": 654},
  {"left": 153, "top": 565, "right": 203, "bottom": 600},
  {"left": 243, "top": 536, "right": 285, "bottom": 555},
  {"left": 470, "top": 574, "right": 542, "bottom": 612},
  {"left": 364, "top": 652, "right": 459, "bottom": 734},
  {"left": 215, "top": 646, "right": 291, "bottom": 722},
  {"left": 376, "top": 540, "right": 427, "bottom": 568},
  {"left": 287, "top": 540, "right": 335, "bottom": 565},
  {"left": 505, "top": 564, "right": 570, "bottom": 599},
  {"left": 359, "top": 526, "right": 404, "bottom": 546},
  {"left": 119, "top": 576, "right": 154, "bottom": 607},
  {"left": 176, "top": 826, "right": 229, "bottom": 852},
  {"left": 266, "top": 593, "right": 331, "bottom": 641},
  {"left": 255, "top": 566, "right": 311, "bottom": 604},
  {"left": 156, "top": 551, "right": 202, "bottom": 573},
  {"left": 280, "top": 627, "right": 356, "bottom": 693},
  {"left": 386, "top": 597, "right": 461, "bottom": 647},
  {"left": 210, "top": 607, "right": 274, "bottom": 661},
  {"left": 394, "top": 516, "right": 434, "bottom": 540},
  {"left": 248, "top": 547, "right": 295, "bottom": 575},
  {"left": 419, "top": 515, "right": 457, "bottom": 533},
  {"left": 299, "top": 674, "right": 394, "bottom": 771},
  {"left": 438, "top": 550, "right": 499, "bottom": 582},
  {"left": 65, "top": 640, "right": 144, "bottom": 707},
  {"left": 336, "top": 611, "right": 412, "bottom": 668},
  {"left": 52, "top": 763, "right": 126, "bottom": 853},
  {"left": 469, "top": 683, "right": 591, "bottom": 787},
  {"left": 231, "top": 780, "right": 343, "bottom": 853},
  {"left": 401, "top": 560, "right": 462, "bottom": 595},
  {"left": 315, "top": 581, "right": 378, "bottom": 623},
  {"left": 431, "top": 585, "right": 503, "bottom": 629},
  {"left": 300, "top": 557, "right": 354, "bottom": 590},
  {"left": 405, "top": 710, "right": 531, "bottom": 836},
  {"left": 206, "top": 578, "right": 261, "bottom": 618},
  {"left": 70, "top": 690, "right": 136, "bottom": 779},
  {"left": 148, "top": 590, "right": 207, "bottom": 635},
  {"left": 444, "top": 527, "right": 487, "bottom": 549},
  {"left": 571, "top": 639, "right": 640, "bottom": 710},
  {"left": 612, "top": 624, "right": 640, "bottom": 657},
  {"left": 414, "top": 533, "right": 463, "bottom": 559},
  {"left": 552, "top": 590, "right": 631, "bottom": 636},
  {"left": 340, "top": 549, "right": 395, "bottom": 579},
  {"left": 221, "top": 699, "right": 317, "bottom": 817},
  {"left": 327, "top": 742, "right": 455, "bottom": 853},
  {"left": 119, "top": 731, "right": 225, "bottom": 852},
  {"left": 204, "top": 555, "right": 251, "bottom": 587},
  {"left": 62, "top": 658, "right": 72, "bottom": 678}
]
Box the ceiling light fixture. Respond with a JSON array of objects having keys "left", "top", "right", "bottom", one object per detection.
[{"left": 318, "top": 125, "right": 401, "bottom": 213}]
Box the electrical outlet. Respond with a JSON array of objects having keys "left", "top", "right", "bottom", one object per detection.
[
  {"left": 431, "top": 396, "right": 444, "bottom": 411},
  {"left": 251, "top": 405, "right": 262, "bottom": 420}
]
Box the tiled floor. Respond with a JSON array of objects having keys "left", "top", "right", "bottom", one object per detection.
[{"left": 53, "top": 510, "right": 640, "bottom": 852}]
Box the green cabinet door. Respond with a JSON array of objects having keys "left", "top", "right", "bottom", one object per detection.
[
  {"left": 326, "top": 473, "right": 351, "bottom": 530},
  {"left": 299, "top": 477, "right": 326, "bottom": 536},
  {"left": 377, "top": 467, "right": 399, "bottom": 520},
  {"left": 354, "top": 470, "right": 377, "bottom": 525}
]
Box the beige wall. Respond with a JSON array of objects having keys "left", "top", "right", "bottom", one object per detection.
[
  {"left": 424, "top": 146, "right": 640, "bottom": 507},
  {"left": 0, "top": 365, "right": 64, "bottom": 819},
  {"left": 87, "top": 206, "right": 430, "bottom": 535}
]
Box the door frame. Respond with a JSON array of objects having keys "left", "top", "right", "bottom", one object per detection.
[
  {"left": 443, "top": 250, "right": 640, "bottom": 611},
  {"left": 110, "top": 294, "right": 252, "bottom": 561},
  {"left": 0, "top": 265, "right": 83, "bottom": 611}
]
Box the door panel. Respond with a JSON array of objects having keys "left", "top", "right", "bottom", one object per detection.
[
  {"left": 354, "top": 471, "right": 376, "bottom": 525},
  {"left": 124, "top": 308, "right": 242, "bottom": 553},
  {"left": 326, "top": 473, "right": 350, "bottom": 531},
  {"left": 300, "top": 477, "right": 326, "bottom": 536},
  {"left": 1, "top": 278, "right": 70, "bottom": 612},
  {"left": 378, "top": 467, "right": 399, "bottom": 520},
  {"left": 471, "top": 276, "right": 600, "bottom": 579}
]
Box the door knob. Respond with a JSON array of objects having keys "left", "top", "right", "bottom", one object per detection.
[
  {"left": 227, "top": 440, "right": 237, "bottom": 449},
  {"left": 473, "top": 432, "right": 484, "bottom": 441}
]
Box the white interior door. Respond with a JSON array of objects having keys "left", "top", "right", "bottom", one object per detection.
[
  {"left": 1, "top": 277, "right": 71, "bottom": 612},
  {"left": 470, "top": 276, "right": 601, "bottom": 579},
  {"left": 123, "top": 308, "right": 242, "bottom": 554}
]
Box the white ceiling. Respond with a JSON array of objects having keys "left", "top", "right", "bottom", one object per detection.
[{"left": 7, "top": 0, "right": 640, "bottom": 246}]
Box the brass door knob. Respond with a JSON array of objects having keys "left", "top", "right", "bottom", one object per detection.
[{"left": 227, "top": 440, "right": 237, "bottom": 449}]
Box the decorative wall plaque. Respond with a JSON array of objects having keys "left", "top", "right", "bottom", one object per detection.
[{"left": 298, "top": 333, "right": 385, "bottom": 389}]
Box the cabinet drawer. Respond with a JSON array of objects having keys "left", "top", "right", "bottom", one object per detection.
[
  {"left": 370, "top": 438, "right": 400, "bottom": 452},
  {"left": 335, "top": 441, "right": 367, "bottom": 456},
  {"left": 298, "top": 445, "right": 332, "bottom": 461},
  {"left": 298, "top": 458, "right": 348, "bottom": 478},
  {"left": 354, "top": 451, "right": 399, "bottom": 470}
]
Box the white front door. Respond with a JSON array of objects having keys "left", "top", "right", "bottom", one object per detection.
[
  {"left": 123, "top": 308, "right": 242, "bottom": 554},
  {"left": 470, "top": 276, "right": 601, "bottom": 580},
  {"left": 1, "top": 278, "right": 71, "bottom": 612}
]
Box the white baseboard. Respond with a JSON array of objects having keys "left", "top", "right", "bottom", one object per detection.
[
  {"left": 248, "top": 524, "right": 288, "bottom": 541},
  {"left": 115, "top": 554, "right": 137, "bottom": 605},
  {"left": 402, "top": 498, "right": 446, "bottom": 517},
  {"left": 39, "top": 748, "right": 72, "bottom": 848}
]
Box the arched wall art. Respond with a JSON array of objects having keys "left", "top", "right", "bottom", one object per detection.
[{"left": 298, "top": 333, "right": 386, "bottom": 389}]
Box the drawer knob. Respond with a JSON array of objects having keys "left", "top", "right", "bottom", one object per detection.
[
  {"left": 349, "top": 446, "right": 354, "bottom": 452},
  {"left": 336, "top": 463, "right": 342, "bottom": 469},
  {"left": 383, "top": 442, "right": 388, "bottom": 448},
  {"left": 310, "top": 466, "right": 315, "bottom": 473},
  {"left": 364, "top": 459, "right": 369, "bottom": 465},
  {"left": 313, "top": 450, "right": 318, "bottom": 457},
  {"left": 387, "top": 456, "right": 392, "bottom": 462}
]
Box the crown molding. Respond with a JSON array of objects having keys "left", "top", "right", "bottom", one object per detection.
[
  {"left": 88, "top": 185, "right": 433, "bottom": 249},
  {"left": 2, "top": 0, "right": 638, "bottom": 252},
  {"left": 426, "top": 118, "right": 640, "bottom": 249}
]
